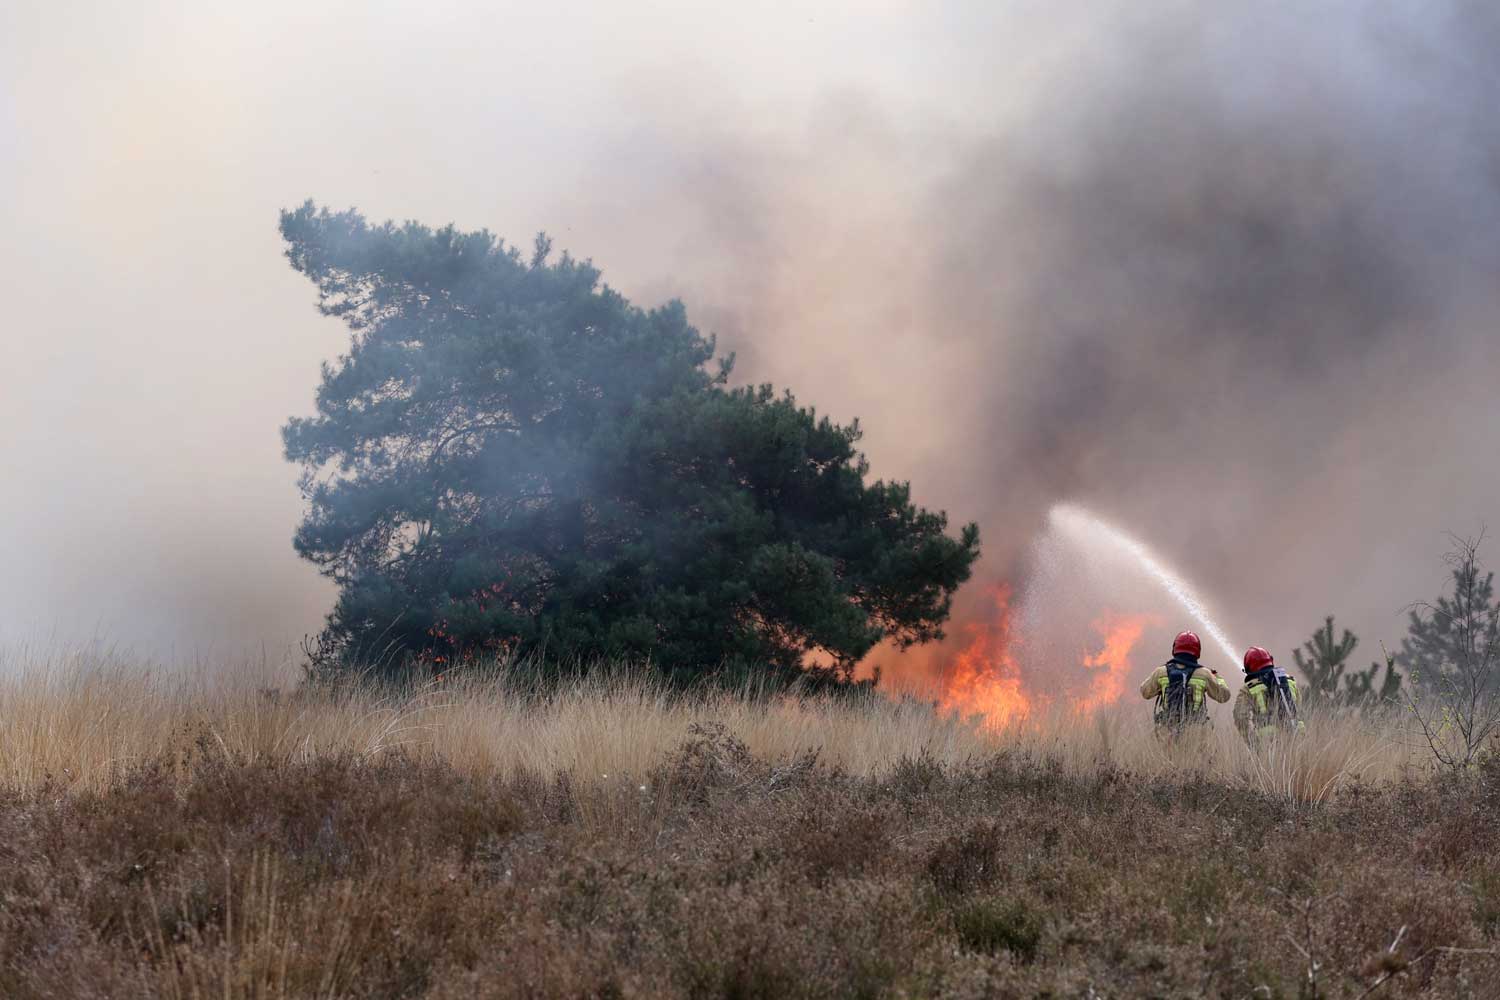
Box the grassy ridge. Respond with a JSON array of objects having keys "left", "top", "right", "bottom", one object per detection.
[{"left": 1, "top": 655, "right": 1496, "bottom": 997}]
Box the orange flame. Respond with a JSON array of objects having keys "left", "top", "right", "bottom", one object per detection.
[
  {"left": 937, "top": 585, "right": 1032, "bottom": 729},
  {"left": 1074, "top": 612, "right": 1162, "bottom": 715}
]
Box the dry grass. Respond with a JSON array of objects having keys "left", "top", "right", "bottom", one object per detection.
[
  {"left": 0, "top": 647, "right": 993, "bottom": 795},
  {"left": 0, "top": 646, "right": 1418, "bottom": 806}
]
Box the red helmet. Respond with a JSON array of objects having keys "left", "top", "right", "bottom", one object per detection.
[
  {"left": 1243, "top": 646, "right": 1275, "bottom": 673},
  {"left": 1172, "top": 631, "right": 1202, "bottom": 658}
]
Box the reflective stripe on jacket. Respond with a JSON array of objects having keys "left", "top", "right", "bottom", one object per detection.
[{"left": 1138, "top": 664, "right": 1231, "bottom": 707}]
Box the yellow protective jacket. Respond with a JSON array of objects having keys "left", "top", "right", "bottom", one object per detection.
[
  {"left": 1233, "top": 673, "right": 1303, "bottom": 743},
  {"left": 1139, "top": 663, "right": 1231, "bottom": 711}
]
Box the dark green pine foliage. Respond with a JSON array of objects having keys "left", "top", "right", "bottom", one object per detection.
[
  {"left": 279, "top": 203, "right": 980, "bottom": 683},
  {"left": 1293, "top": 615, "right": 1402, "bottom": 709},
  {"left": 1293, "top": 616, "right": 1358, "bottom": 704},
  {"left": 1343, "top": 653, "right": 1402, "bottom": 706},
  {"left": 1399, "top": 546, "right": 1500, "bottom": 693}
]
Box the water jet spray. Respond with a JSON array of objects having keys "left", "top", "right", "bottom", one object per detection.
[{"left": 1047, "top": 503, "right": 1239, "bottom": 665}]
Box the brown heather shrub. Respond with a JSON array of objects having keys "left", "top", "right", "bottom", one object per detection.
[
  {"left": 5, "top": 739, "right": 1497, "bottom": 998},
  {"left": 926, "top": 820, "right": 1006, "bottom": 896},
  {"left": 952, "top": 896, "right": 1045, "bottom": 962}
]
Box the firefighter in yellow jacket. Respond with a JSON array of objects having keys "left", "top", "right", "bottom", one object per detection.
[
  {"left": 1140, "top": 631, "right": 1231, "bottom": 731},
  {"left": 1233, "top": 646, "right": 1304, "bottom": 744}
]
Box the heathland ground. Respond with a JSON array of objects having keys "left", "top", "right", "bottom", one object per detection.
[{"left": 1, "top": 649, "right": 1496, "bottom": 998}]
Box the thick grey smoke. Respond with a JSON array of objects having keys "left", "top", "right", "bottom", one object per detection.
[
  {"left": 4, "top": 1, "right": 1497, "bottom": 682},
  {"left": 566, "top": 2, "right": 1500, "bottom": 683},
  {"left": 924, "top": 2, "right": 1500, "bottom": 678},
  {"left": 597, "top": 1, "right": 1500, "bottom": 680}
]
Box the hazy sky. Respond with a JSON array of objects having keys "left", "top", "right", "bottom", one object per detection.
[{"left": 5, "top": 1, "right": 1498, "bottom": 673}]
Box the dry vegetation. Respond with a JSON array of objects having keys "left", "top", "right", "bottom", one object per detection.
[{"left": 2, "top": 648, "right": 1498, "bottom": 998}]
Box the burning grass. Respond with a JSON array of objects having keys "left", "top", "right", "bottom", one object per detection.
[{"left": 0, "top": 648, "right": 1494, "bottom": 997}]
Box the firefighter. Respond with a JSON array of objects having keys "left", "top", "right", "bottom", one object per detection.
[
  {"left": 1140, "top": 630, "right": 1231, "bottom": 731},
  {"left": 1233, "top": 646, "right": 1304, "bottom": 745}
]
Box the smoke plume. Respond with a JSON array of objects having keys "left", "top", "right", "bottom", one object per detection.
[
  {"left": 583, "top": 2, "right": 1500, "bottom": 690},
  {"left": 5, "top": 2, "right": 1498, "bottom": 691}
]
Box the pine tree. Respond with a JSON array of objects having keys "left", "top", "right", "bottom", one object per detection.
[
  {"left": 1400, "top": 535, "right": 1500, "bottom": 768},
  {"left": 1293, "top": 615, "right": 1358, "bottom": 704},
  {"left": 1399, "top": 541, "right": 1500, "bottom": 693},
  {"left": 1293, "top": 615, "right": 1402, "bottom": 710},
  {"left": 1343, "top": 652, "right": 1402, "bottom": 706},
  {"left": 279, "top": 202, "right": 981, "bottom": 683}
]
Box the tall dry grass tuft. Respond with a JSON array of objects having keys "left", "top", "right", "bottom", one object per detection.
[
  {"left": 1217, "top": 705, "right": 1412, "bottom": 805},
  {"left": 0, "top": 645, "right": 1422, "bottom": 802},
  {"left": 936, "top": 698, "right": 1416, "bottom": 804},
  {"left": 0, "top": 644, "right": 446, "bottom": 791},
  {"left": 133, "top": 852, "right": 370, "bottom": 1000}
]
